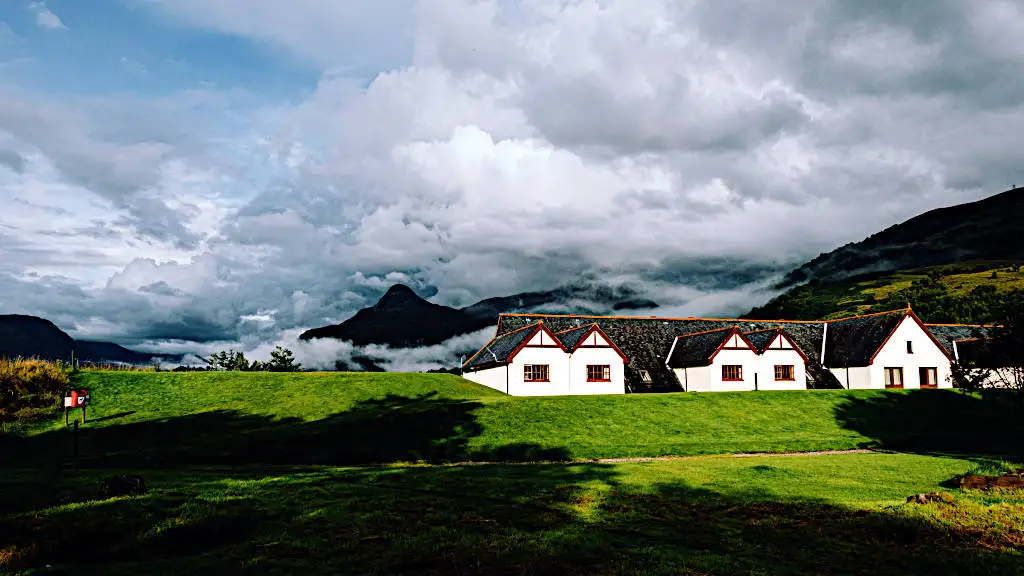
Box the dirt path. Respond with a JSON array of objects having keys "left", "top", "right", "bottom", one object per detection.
[{"left": 442, "top": 448, "right": 878, "bottom": 467}]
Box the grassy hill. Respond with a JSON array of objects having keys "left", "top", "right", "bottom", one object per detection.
[
  {"left": 748, "top": 260, "right": 1024, "bottom": 322},
  {"left": 7, "top": 370, "right": 1023, "bottom": 465},
  {"left": 4, "top": 372, "right": 1024, "bottom": 574}
]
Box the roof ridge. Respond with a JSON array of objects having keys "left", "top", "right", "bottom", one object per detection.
[
  {"left": 823, "top": 308, "right": 909, "bottom": 322},
  {"left": 498, "top": 312, "right": 827, "bottom": 324},
  {"left": 742, "top": 327, "right": 784, "bottom": 335},
  {"left": 495, "top": 320, "right": 545, "bottom": 338},
  {"left": 673, "top": 326, "right": 739, "bottom": 340},
  {"left": 552, "top": 323, "right": 596, "bottom": 335}
]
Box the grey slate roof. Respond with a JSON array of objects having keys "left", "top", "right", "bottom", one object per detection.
[
  {"left": 743, "top": 329, "right": 780, "bottom": 353},
  {"left": 495, "top": 314, "right": 828, "bottom": 392},
  {"left": 463, "top": 322, "right": 542, "bottom": 371},
  {"left": 823, "top": 311, "right": 906, "bottom": 367},
  {"left": 666, "top": 327, "right": 738, "bottom": 368},
  {"left": 926, "top": 324, "right": 993, "bottom": 359},
  {"left": 554, "top": 324, "right": 594, "bottom": 350}
]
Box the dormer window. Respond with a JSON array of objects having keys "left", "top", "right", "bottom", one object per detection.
[{"left": 907, "top": 341, "right": 913, "bottom": 354}]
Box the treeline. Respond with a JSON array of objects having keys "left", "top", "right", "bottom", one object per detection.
[{"left": 205, "top": 346, "right": 302, "bottom": 372}]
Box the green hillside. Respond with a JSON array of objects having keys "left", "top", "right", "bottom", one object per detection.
[
  {"left": 748, "top": 260, "right": 1024, "bottom": 323},
  {"left": 5, "top": 372, "right": 1024, "bottom": 574},
  {"left": 6, "top": 371, "right": 1022, "bottom": 465}
]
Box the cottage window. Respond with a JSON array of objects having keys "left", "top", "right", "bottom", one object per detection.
[
  {"left": 524, "top": 365, "right": 550, "bottom": 382},
  {"left": 587, "top": 365, "right": 611, "bottom": 382},
  {"left": 884, "top": 367, "right": 904, "bottom": 389},
  {"left": 919, "top": 367, "right": 938, "bottom": 389},
  {"left": 907, "top": 341, "right": 913, "bottom": 354},
  {"left": 774, "top": 365, "right": 795, "bottom": 381},
  {"left": 722, "top": 365, "right": 743, "bottom": 381},
  {"left": 638, "top": 370, "right": 652, "bottom": 383}
]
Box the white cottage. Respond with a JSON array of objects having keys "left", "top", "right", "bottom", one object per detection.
[
  {"left": 666, "top": 327, "right": 761, "bottom": 392},
  {"left": 460, "top": 321, "right": 628, "bottom": 396},
  {"left": 554, "top": 323, "right": 629, "bottom": 395},
  {"left": 743, "top": 328, "right": 809, "bottom": 391},
  {"left": 825, "top": 310, "right": 953, "bottom": 389}
]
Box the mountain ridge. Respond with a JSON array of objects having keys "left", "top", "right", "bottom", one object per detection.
[
  {"left": 0, "top": 314, "right": 168, "bottom": 365},
  {"left": 299, "top": 282, "right": 659, "bottom": 348}
]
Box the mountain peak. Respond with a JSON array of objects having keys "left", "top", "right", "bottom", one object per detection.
[{"left": 375, "top": 284, "right": 427, "bottom": 309}]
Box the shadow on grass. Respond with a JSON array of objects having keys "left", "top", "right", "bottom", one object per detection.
[
  {"left": 835, "top": 390, "right": 1024, "bottom": 460},
  {"left": 2, "top": 463, "right": 1022, "bottom": 575},
  {"left": 0, "top": 392, "right": 569, "bottom": 470}
]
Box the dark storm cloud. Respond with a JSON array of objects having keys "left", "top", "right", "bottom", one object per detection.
[{"left": 4, "top": 0, "right": 1024, "bottom": 364}]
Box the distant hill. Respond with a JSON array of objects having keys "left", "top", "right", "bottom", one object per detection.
[
  {"left": 749, "top": 187, "right": 1024, "bottom": 322},
  {"left": 300, "top": 283, "right": 659, "bottom": 348},
  {"left": 776, "top": 187, "right": 1024, "bottom": 289},
  {"left": 0, "top": 314, "right": 167, "bottom": 364}
]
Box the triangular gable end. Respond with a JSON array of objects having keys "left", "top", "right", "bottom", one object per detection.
[
  {"left": 769, "top": 331, "right": 809, "bottom": 362},
  {"left": 867, "top": 311, "right": 953, "bottom": 364},
  {"left": 570, "top": 323, "right": 629, "bottom": 363},
  {"left": 506, "top": 322, "right": 568, "bottom": 363},
  {"left": 707, "top": 327, "right": 757, "bottom": 363}
]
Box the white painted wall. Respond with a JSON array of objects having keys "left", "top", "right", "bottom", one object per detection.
[
  {"left": 462, "top": 364, "right": 509, "bottom": 393},
  {"left": 870, "top": 316, "right": 952, "bottom": 389},
  {"left": 756, "top": 335, "right": 807, "bottom": 391},
  {"left": 709, "top": 348, "right": 760, "bottom": 392},
  {"left": 568, "top": 343, "right": 625, "bottom": 395},
  {"left": 674, "top": 366, "right": 711, "bottom": 392},
  {"left": 829, "top": 366, "right": 874, "bottom": 389}
]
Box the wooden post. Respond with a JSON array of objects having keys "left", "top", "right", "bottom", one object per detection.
[
  {"left": 82, "top": 404, "right": 86, "bottom": 424},
  {"left": 73, "top": 420, "right": 79, "bottom": 460},
  {"left": 65, "top": 407, "right": 69, "bottom": 427}
]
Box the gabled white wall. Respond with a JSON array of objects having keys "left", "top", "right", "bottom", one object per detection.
[
  {"left": 671, "top": 345, "right": 760, "bottom": 392},
  {"left": 566, "top": 329, "right": 625, "bottom": 395},
  {"left": 870, "top": 316, "right": 952, "bottom": 389},
  {"left": 505, "top": 329, "right": 570, "bottom": 396},
  {"left": 756, "top": 334, "right": 807, "bottom": 391},
  {"left": 462, "top": 364, "right": 509, "bottom": 393}
]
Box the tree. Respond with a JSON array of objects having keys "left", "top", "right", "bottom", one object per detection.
[
  {"left": 266, "top": 346, "right": 302, "bottom": 372},
  {"left": 953, "top": 296, "right": 1024, "bottom": 395},
  {"left": 208, "top": 349, "right": 257, "bottom": 371}
]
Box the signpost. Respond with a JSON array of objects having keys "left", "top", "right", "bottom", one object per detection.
[{"left": 64, "top": 388, "right": 90, "bottom": 425}]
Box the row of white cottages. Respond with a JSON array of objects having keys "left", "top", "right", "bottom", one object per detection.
[{"left": 461, "top": 308, "right": 989, "bottom": 396}]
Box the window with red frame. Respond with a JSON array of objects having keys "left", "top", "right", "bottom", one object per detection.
[
  {"left": 587, "top": 365, "right": 611, "bottom": 381},
  {"left": 722, "top": 365, "right": 742, "bottom": 381},
  {"left": 774, "top": 365, "right": 795, "bottom": 381},
  {"left": 524, "top": 364, "right": 549, "bottom": 382}
]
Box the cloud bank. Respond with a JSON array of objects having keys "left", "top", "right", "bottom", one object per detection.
[{"left": 3, "top": 0, "right": 1024, "bottom": 366}]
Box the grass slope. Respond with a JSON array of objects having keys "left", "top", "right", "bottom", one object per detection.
[
  {"left": 5, "top": 372, "right": 1024, "bottom": 574},
  {"left": 749, "top": 260, "right": 1024, "bottom": 322},
  {"left": 6, "top": 371, "right": 1023, "bottom": 467},
  {"left": 3, "top": 454, "right": 1023, "bottom": 574}
]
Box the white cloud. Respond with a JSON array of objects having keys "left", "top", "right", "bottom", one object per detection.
[
  {"left": 29, "top": 1, "right": 67, "bottom": 30},
  {"left": 5, "top": 0, "right": 1024, "bottom": 367}
]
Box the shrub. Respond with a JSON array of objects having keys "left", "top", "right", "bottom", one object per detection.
[{"left": 0, "top": 358, "right": 71, "bottom": 424}]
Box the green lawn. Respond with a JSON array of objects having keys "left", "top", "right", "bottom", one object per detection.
[
  {"left": 5, "top": 371, "right": 1022, "bottom": 468},
  {"left": 3, "top": 453, "right": 1023, "bottom": 574},
  {"left": 4, "top": 371, "right": 1024, "bottom": 574}
]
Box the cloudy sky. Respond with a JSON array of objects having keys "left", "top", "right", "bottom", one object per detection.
[{"left": 2, "top": 0, "right": 1023, "bottom": 367}]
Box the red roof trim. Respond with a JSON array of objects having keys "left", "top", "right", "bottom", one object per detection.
[
  {"left": 506, "top": 322, "right": 567, "bottom": 364},
  {"left": 867, "top": 311, "right": 953, "bottom": 364},
  {"left": 569, "top": 323, "right": 629, "bottom": 363}
]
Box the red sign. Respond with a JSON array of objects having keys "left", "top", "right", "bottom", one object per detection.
[{"left": 70, "top": 389, "right": 90, "bottom": 407}]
